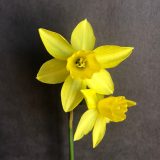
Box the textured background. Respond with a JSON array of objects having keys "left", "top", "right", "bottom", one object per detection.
[{"left": 0, "top": 0, "right": 160, "bottom": 160}]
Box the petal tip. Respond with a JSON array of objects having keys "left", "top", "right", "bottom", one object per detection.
[
  {"left": 93, "top": 142, "right": 98, "bottom": 148},
  {"left": 62, "top": 104, "right": 71, "bottom": 113},
  {"left": 84, "top": 18, "right": 88, "bottom": 22},
  {"left": 127, "top": 100, "right": 137, "bottom": 107},
  {"left": 63, "top": 108, "right": 69, "bottom": 113},
  {"left": 74, "top": 134, "right": 81, "bottom": 141},
  {"left": 38, "top": 28, "right": 44, "bottom": 34},
  {"left": 132, "top": 101, "right": 137, "bottom": 106},
  {"left": 36, "top": 76, "right": 39, "bottom": 80},
  {"left": 36, "top": 74, "right": 41, "bottom": 81},
  {"left": 73, "top": 137, "right": 78, "bottom": 141},
  {"left": 38, "top": 28, "right": 50, "bottom": 37},
  {"left": 61, "top": 97, "right": 74, "bottom": 113},
  {"left": 38, "top": 28, "right": 47, "bottom": 38},
  {"left": 127, "top": 46, "right": 134, "bottom": 51},
  {"left": 105, "top": 87, "right": 114, "bottom": 95}
]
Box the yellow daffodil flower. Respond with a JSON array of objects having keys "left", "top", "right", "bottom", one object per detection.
[
  {"left": 74, "top": 89, "right": 136, "bottom": 148},
  {"left": 36, "top": 19, "right": 134, "bottom": 112}
]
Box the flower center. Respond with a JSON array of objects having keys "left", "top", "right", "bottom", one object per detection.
[
  {"left": 67, "top": 50, "right": 101, "bottom": 79},
  {"left": 75, "top": 57, "right": 86, "bottom": 68}
]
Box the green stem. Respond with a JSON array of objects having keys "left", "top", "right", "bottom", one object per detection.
[{"left": 69, "top": 111, "right": 74, "bottom": 160}]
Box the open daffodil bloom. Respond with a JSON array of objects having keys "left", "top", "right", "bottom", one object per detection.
[
  {"left": 36, "top": 19, "right": 134, "bottom": 112},
  {"left": 74, "top": 89, "right": 136, "bottom": 148}
]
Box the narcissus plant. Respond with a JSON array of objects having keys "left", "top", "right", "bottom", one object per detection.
[
  {"left": 74, "top": 89, "right": 136, "bottom": 148},
  {"left": 36, "top": 19, "right": 134, "bottom": 112}
]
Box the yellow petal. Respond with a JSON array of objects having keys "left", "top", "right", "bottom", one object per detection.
[
  {"left": 81, "top": 89, "right": 98, "bottom": 109},
  {"left": 92, "top": 115, "right": 109, "bottom": 148},
  {"left": 86, "top": 69, "right": 114, "bottom": 95},
  {"left": 71, "top": 19, "right": 96, "bottom": 51},
  {"left": 126, "top": 100, "right": 136, "bottom": 107},
  {"left": 94, "top": 45, "right": 134, "bottom": 68},
  {"left": 74, "top": 109, "right": 98, "bottom": 141},
  {"left": 61, "top": 76, "right": 85, "bottom": 112},
  {"left": 36, "top": 59, "right": 68, "bottom": 84},
  {"left": 39, "top": 28, "right": 74, "bottom": 60}
]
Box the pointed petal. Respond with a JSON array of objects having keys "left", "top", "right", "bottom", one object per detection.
[
  {"left": 94, "top": 45, "right": 134, "bottom": 68},
  {"left": 86, "top": 69, "right": 114, "bottom": 95},
  {"left": 36, "top": 59, "right": 68, "bottom": 84},
  {"left": 92, "top": 115, "right": 109, "bottom": 148},
  {"left": 74, "top": 109, "right": 98, "bottom": 141},
  {"left": 127, "top": 100, "right": 136, "bottom": 107},
  {"left": 39, "top": 28, "right": 74, "bottom": 60},
  {"left": 71, "top": 19, "right": 96, "bottom": 50},
  {"left": 81, "top": 89, "right": 98, "bottom": 109},
  {"left": 61, "top": 76, "right": 85, "bottom": 112}
]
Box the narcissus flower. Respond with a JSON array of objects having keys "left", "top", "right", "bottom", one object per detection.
[
  {"left": 74, "top": 89, "right": 136, "bottom": 148},
  {"left": 36, "top": 19, "right": 134, "bottom": 112}
]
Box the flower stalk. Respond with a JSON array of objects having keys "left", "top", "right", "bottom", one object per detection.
[{"left": 69, "top": 111, "right": 74, "bottom": 160}]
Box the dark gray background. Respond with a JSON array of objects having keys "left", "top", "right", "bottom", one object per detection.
[{"left": 0, "top": 0, "right": 160, "bottom": 160}]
